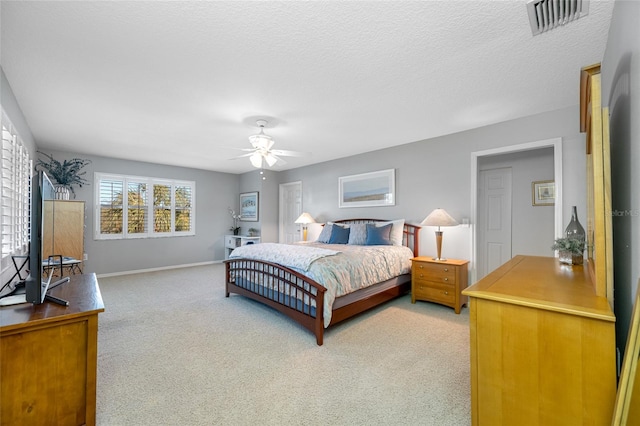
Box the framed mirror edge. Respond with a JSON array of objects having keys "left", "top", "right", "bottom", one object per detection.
[{"left": 612, "top": 280, "right": 640, "bottom": 425}]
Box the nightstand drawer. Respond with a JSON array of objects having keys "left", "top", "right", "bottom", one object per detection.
[
  {"left": 413, "top": 282, "right": 456, "bottom": 304},
  {"left": 413, "top": 262, "right": 456, "bottom": 284}
]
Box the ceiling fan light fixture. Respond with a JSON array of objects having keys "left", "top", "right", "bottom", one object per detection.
[
  {"left": 249, "top": 152, "right": 263, "bottom": 168},
  {"left": 248, "top": 131, "right": 274, "bottom": 150},
  {"left": 264, "top": 153, "right": 278, "bottom": 167}
]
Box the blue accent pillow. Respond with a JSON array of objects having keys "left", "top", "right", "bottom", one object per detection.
[
  {"left": 328, "top": 224, "right": 350, "bottom": 244},
  {"left": 365, "top": 223, "right": 392, "bottom": 245},
  {"left": 317, "top": 223, "right": 333, "bottom": 243}
]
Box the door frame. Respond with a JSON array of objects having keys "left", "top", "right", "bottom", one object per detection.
[{"left": 470, "top": 137, "right": 563, "bottom": 283}]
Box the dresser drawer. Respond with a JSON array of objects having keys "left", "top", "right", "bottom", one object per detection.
[
  {"left": 413, "top": 262, "right": 457, "bottom": 284},
  {"left": 413, "top": 282, "right": 456, "bottom": 304}
]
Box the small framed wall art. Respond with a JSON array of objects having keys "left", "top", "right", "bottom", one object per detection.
[
  {"left": 532, "top": 180, "right": 555, "bottom": 206},
  {"left": 240, "top": 191, "right": 259, "bottom": 221}
]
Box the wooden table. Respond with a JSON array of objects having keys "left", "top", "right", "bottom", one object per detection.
[{"left": 0, "top": 274, "right": 104, "bottom": 426}]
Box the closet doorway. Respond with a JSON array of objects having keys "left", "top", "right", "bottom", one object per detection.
[{"left": 471, "top": 138, "right": 563, "bottom": 282}]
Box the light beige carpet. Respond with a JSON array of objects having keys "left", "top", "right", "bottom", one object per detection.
[{"left": 96, "top": 264, "right": 471, "bottom": 425}]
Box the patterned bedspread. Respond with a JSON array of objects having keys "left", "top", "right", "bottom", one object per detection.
[{"left": 229, "top": 242, "right": 413, "bottom": 327}]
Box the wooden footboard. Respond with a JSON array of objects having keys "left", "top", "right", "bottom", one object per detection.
[{"left": 225, "top": 258, "right": 327, "bottom": 345}]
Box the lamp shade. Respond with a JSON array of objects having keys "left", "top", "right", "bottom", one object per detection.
[
  {"left": 421, "top": 208, "right": 458, "bottom": 228},
  {"left": 295, "top": 212, "right": 316, "bottom": 224}
]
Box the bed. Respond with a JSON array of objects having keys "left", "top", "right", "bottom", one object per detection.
[{"left": 224, "top": 219, "right": 421, "bottom": 345}]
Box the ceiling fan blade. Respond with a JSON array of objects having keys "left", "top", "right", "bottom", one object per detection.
[
  {"left": 268, "top": 154, "right": 286, "bottom": 166},
  {"left": 228, "top": 152, "right": 255, "bottom": 160},
  {"left": 270, "top": 149, "right": 310, "bottom": 157}
]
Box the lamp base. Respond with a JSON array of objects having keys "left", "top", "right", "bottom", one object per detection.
[{"left": 432, "top": 257, "right": 447, "bottom": 261}]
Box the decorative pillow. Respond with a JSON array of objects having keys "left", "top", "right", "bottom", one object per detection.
[
  {"left": 316, "top": 223, "right": 333, "bottom": 243},
  {"left": 377, "top": 219, "right": 405, "bottom": 246},
  {"left": 328, "top": 224, "right": 350, "bottom": 244},
  {"left": 365, "top": 223, "right": 392, "bottom": 245},
  {"left": 347, "top": 223, "right": 367, "bottom": 245}
]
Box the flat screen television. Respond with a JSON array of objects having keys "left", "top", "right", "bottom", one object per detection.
[{"left": 25, "top": 170, "right": 68, "bottom": 305}]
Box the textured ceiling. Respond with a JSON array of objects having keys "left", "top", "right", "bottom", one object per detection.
[{"left": 0, "top": 1, "right": 614, "bottom": 174}]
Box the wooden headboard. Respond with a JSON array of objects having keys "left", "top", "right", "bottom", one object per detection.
[{"left": 332, "top": 218, "right": 421, "bottom": 257}]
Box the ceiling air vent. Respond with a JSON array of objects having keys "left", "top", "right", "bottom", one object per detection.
[{"left": 527, "top": 0, "right": 589, "bottom": 36}]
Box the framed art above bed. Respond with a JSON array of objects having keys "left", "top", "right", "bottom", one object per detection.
[{"left": 338, "top": 169, "right": 395, "bottom": 208}]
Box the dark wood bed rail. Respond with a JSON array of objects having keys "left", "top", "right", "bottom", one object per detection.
[
  {"left": 225, "top": 220, "right": 421, "bottom": 345},
  {"left": 225, "top": 258, "right": 327, "bottom": 344}
]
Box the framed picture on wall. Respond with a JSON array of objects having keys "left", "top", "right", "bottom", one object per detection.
[
  {"left": 240, "top": 191, "right": 259, "bottom": 221},
  {"left": 532, "top": 180, "right": 555, "bottom": 206},
  {"left": 338, "top": 169, "right": 396, "bottom": 208}
]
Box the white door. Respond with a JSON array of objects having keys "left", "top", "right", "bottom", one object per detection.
[
  {"left": 477, "top": 168, "right": 512, "bottom": 279},
  {"left": 279, "top": 181, "right": 302, "bottom": 243}
]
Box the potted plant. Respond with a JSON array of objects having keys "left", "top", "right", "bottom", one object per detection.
[
  {"left": 228, "top": 207, "right": 241, "bottom": 235},
  {"left": 35, "top": 151, "right": 91, "bottom": 199},
  {"left": 248, "top": 228, "right": 259, "bottom": 237},
  {"left": 551, "top": 237, "right": 585, "bottom": 265}
]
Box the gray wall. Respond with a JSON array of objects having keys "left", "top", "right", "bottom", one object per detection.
[
  {"left": 1, "top": 67, "right": 35, "bottom": 155},
  {"left": 275, "top": 106, "right": 586, "bottom": 267},
  {"left": 36, "top": 149, "right": 240, "bottom": 275},
  {"left": 601, "top": 0, "right": 640, "bottom": 354},
  {"left": 478, "top": 147, "right": 555, "bottom": 257}
]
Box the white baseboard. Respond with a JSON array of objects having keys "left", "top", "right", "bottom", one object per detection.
[{"left": 96, "top": 260, "right": 223, "bottom": 278}]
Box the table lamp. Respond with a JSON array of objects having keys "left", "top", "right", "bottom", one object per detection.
[
  {"left": 421, "top": 208, "right": 458, "bottom": 261},
  {"left": 295, "top": 212, "right": 316, "bottom": 241}
]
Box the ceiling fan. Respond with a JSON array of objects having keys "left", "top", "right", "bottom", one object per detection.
[{"left": 231, "top": 120, "right": 309, "bottom": 168}]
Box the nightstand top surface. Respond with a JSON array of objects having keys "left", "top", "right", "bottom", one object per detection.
[{"left": 411, "top": 257, "right": 468, "bottom": 266}]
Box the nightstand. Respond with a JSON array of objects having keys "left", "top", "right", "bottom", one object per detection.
[
  {"left": 224, "top": 235, "right": 261, "bottom": 259},
  {"left": 411, "top": 257, "right": 469, "bottom": 314}
]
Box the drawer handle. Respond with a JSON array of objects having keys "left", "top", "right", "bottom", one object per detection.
[
  {"left": 444, "top": 268, "right": 449, "bottom": 272},
  {"left": 444, "top": 291, "right": 449, "bottom": 295},
  {"left": 444, "top": 277, "right": 449, "bottom": 282},
  {"left": 419, "top": 265, "right": 424, "bottom": 269}
]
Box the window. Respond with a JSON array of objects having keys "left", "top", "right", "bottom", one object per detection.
[
  {"left": 1, "top": 109, "right": 32, "bottom": 269},
  {"left": 95, "top": 173, "right": 195, "bottom": 239}
]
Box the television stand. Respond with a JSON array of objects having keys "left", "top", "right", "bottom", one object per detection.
[
  {"left": 0, "top": 274, "right": 104, "bottom": 425},
  {"left": 45, "top": 276, "right": 71, "bottom": 306}
]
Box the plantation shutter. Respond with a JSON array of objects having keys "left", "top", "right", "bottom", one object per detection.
[
  {"left": 95, "top": 173, "right": 194, "bottom": 239},
  {"left": 98, "top": 177, "right": 124, "bottom": 236},
  {"left": 153, "top": 183, "right": 172, "bottom": 234},
  {"left": 127, "top": 181, "right": 148, "bottom": 235},
  {"left": 174, "top": 185, "right": 193, "bottom": 233},
  {"left": 1, "top": 110, "right": 31, "bottom": 265}
]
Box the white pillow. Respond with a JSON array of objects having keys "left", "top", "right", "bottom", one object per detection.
[{"left": 376, "top": 219, "right": 405, "bottom": 246}]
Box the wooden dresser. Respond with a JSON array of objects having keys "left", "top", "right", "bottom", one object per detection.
[
  {"left": 43, "top": 200, "right": 85, "bottom": 261},
  {"left": 411, "top": 257, "right": 469, "bottom": 313},
  {"left": 0, "top": 274, "right": 104, "bottom": 426},
  {"left": 462, "top": 256, "right": 616, "bottom": 425}
]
